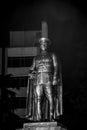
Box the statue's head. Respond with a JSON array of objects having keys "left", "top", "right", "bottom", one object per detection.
[
  {"left": 38, "top": 20, "right": 51, "bottom": 52},
  {"left": 39, "top": 37, "right": 51, "bottom": 51}
]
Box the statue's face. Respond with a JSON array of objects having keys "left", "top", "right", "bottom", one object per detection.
[{"left": 40, "top": 42, "right": 47, "bottom": 51}]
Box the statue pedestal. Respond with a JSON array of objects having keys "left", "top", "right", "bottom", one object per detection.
[{"left": 22, "top": 122, "right": 67, "bottom": 130}]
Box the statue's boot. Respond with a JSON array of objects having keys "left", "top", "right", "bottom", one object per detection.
[
  {"left": 25, "top": 114, "right": 30, "bottom": 118},
  {"left": 25, "top": 115, "right": 33, "bottom": 121},
  {"left": 49, "top": 112, "right": 55, "bottom": 121}
]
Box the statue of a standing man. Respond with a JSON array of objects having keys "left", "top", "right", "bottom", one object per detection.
[{"left": 26, "top": 21, "right": 62, "bottom": 121}]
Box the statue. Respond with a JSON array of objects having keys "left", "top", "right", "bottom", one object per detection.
[{"left": 25, "top": 21, "right": 63, "bottom": 122}]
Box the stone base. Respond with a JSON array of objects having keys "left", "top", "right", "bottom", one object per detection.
[{"left": 21, "top": 122, "right": 67, "bottom": 130}]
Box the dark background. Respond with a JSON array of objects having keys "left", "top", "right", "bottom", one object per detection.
[{"left": 0, "top": 0, "right": 87, "bottom": 130}]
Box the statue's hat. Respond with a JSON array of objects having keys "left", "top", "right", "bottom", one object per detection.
[{"left": 39, "top": 21, "right": 51, "bottom": 44}]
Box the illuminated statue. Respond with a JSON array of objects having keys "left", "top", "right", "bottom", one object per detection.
[{"left": 25, "top": 21, "right": 63, "bottom": 121}]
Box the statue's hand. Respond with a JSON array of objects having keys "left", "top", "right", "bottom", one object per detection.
[
  {"left": 29, "top": 67, "right": 34, "bottom": 72},
  {"left": 28, "top": 71, "right": 36, "bottom": 79},
  {"left": 52, "top": 80, "right": 58, "bottom": 86},
  {"left": 28, "top": 73, "right": 33, "bottom": 79}
]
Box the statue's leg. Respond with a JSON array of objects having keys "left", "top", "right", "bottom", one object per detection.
[
  {"left": 35, "top": 84, "right": 43, "bottom": 121},
  {"left": 45, "top": 83, "right": 53, "bottom": 121}
]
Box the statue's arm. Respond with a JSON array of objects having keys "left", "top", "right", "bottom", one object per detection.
[
  {"left": 52, "top": 53, "right": 58, "bottom": 85},
  {"left": 28, "top": 57, "right": 36, "bottom": 78},
  {"left": 29, "top": 57, "right": 36, "bottom": 71}
]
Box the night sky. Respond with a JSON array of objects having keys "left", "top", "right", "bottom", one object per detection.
[{"left": 1, "top": 0, "right": 87, "bottom": 129}]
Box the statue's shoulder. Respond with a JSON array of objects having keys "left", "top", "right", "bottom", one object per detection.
[{"left": 50, "top": 53, "right": 60, "bottom": 63}]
